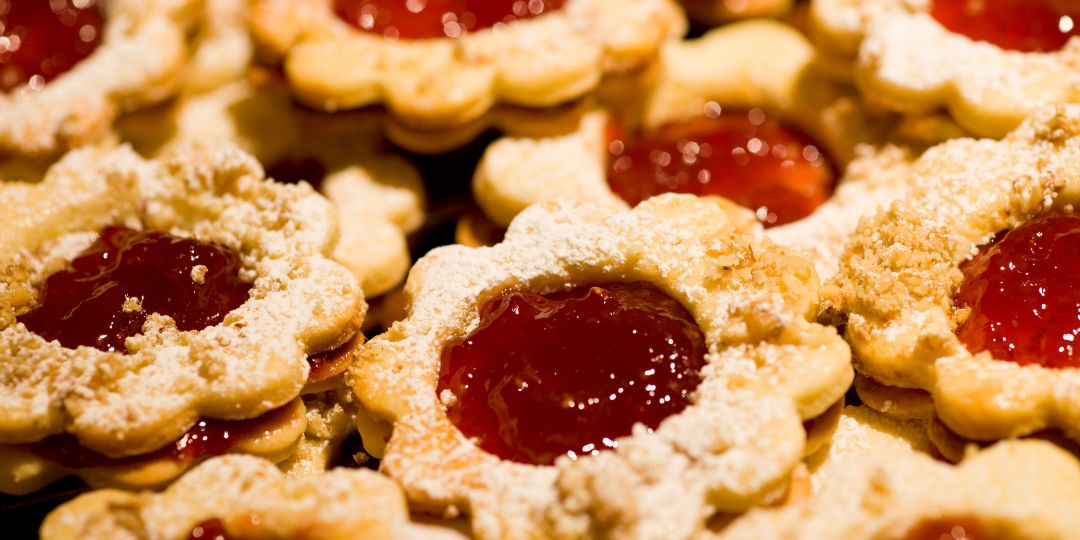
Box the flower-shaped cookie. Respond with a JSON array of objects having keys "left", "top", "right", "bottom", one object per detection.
[
  {"left": 248, "top": 0, "right": 685, "bottom": 131},
  {"left": 0, "top": 143, "right": 363, "bottom": 487},
  {"left": 118, "top": 78, "right": 426, "bottom": 297},
  {"left": 474, "top": 20, "right": 916, "bottom": 279},
  {"left": 40, "top": 455, "right": 467, "bottom": 540},
  {"left": 0, "top": 0, "right": 197, "bottom": 158},
  {"left": 710, "top": 440, "right": 1080, "bottom": 539},
  {"left": 350, "top": 194, "right": 852, "bottom": 539},
  {"left": 829, "top": 106, "right": 1080, "bottom": 447},
  {"left": 810, "top": 0, "right": 1080, "bottom": 137}
]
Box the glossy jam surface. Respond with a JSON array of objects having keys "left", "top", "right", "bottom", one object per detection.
[
  {"left": 438, "top": 282, "right": 707, "bottom": 466},
  {"left": 606, "top": 109, "right": 836, "bottom": 228},
  {"left": 955, "top": 213, "right": 1080, "bottom": 369},
  {"left": 333, "top": 0, "right": 566, "bottom": 40},
  {"left": 0, "top": 0, "right": 104, "bottom": 92},
  {"left": 19, "top": 226, "right": 251, "bottom": 353},
  {"left": 901, "top": 516, "right": 987, "bottom": 540},
  {"left": 188, "top": 519, "right": 230, "bottom": 540},
  {"left": 930, "top": 0, "right": 1080, "bottom": 52},
  {"left": 25, "top": 402, "right": 297, "bottom": 469}
]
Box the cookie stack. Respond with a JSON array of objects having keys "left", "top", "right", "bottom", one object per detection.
[{"left": 2, "top": 1, "right": 1080, "bottom": 538}]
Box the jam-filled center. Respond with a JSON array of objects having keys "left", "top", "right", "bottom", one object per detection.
[
  {"left": 606, "top": 108, "right": 836, "bottom": 228},
  {"left": 900, "top": 516, "right": 987, "bottom": 540},
  {"left": 0, "top": 0, "right": 105, "bottom": 92},
  {"left": 188, "top": 519, "right": 230, "bottom": 540},
  {"left": 333, "top": 0, "right": 566, "bottom": 39},
  {"left": 955, "top": 213, "right": 1080, "bottom": 369},
  {"left": 438, "top": 282, "right": 707, "bottom": 466},
  {"left": 19, "top": 226, "right": 252, "bottom": 353},
  {"left": 930, "top": 0, "right": 1080, "bottom": 53}
]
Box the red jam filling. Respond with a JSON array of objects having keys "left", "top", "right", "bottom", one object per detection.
[
  {"left": 606, "top": 109, "right": 836, "bottom": 228},
  {"left": 930, "top": 0, "right": 1080, "bottom": 53},
  {"left": 0, "top": 0, "right": 104, "bottom": 92},
  {"left": 24, "top": 401, "right": 298, "bottom": 469},
  {"left": 333, "top": 0, "right": 566, "bottom": 40},
  {"left": 901, "top": 516, "right": 987, "bottom": 540},
  {"left": 438, "top": 282, "right": 707, "bottom": 466},
  {"left": 18, "top": 226, "right": 251, "bottom": 354},
  {"left": 955, "top": 213, "right": 1080, "bottom": 369},
  {"left": 188, "top": 519, "right": 230, "bottom": 540}
]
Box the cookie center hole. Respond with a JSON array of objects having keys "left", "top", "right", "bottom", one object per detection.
[
  {"left": 605, "top": 108, "right": 837, "bottom": 228},
  {"left": 929, "top": 0, "right": 1080, "bottom": 53},
  {"left": 332, "top": 0, "right": 566, "bottom": 40},
  {"left": 19, "top": 226, "right": 252, "bottom": 353},
  {"left": 0, "top": 0, "right": 104, "bottom": 92},
  {"left": 899, "top": 515, "right": 988, "bottom": 540},
  {"left": 438, "top": 281, "right": 707, "bottom": 466}
]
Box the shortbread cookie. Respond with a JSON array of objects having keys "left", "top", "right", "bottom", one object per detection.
[
  {"left": 829, "top": 105, "right": 1080, "bottom": 446},
  {"left": 40, "top": 455, "right": 467, "bottom": 540},
  {"left": 118, "top": 78, "right": 425, "bottom": 297},
  {"left": 0, "top": 142, "right": 364, "bottom": 493},
  {"left": 351, "top": 194, "right": 852, "bottom": 539},
  {"left": 0, "top": 0, "right": 196, "bottom": 157},
  {"left": 474, "top": 20, "right": 918, "bottom": 279},
  {"left": 248, "top": 0, "right": 685, "bottom": 131},
  {"left": 810, "top": 0, "right": 1080, "bottom": 137},
  {"left": 710, "top": 440, "right": 1080, "bottom": 539}
]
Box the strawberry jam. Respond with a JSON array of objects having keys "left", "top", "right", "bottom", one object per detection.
[
  {"left": 438, "top": 282, "right": 707, "bottom": 466},
  {"left": 0, "top": 0, "right": 104, "bottom": 92},
  {"left": 955, "top": 213, "right": 1080, "bottom": 369},
  {"left": 333, "top": 0, "right": 566, "bottom": 40},
  {"left": 25, "top": 401, "right": 298, "bottom": 469},
  {"left": 930, "top": 0, "right": 1080, "bottom": 53},
  {"left": 19, "top": 226, "right": 251, "bottom": 353},
  {"left": 606, "top": 109, "right": 836, "bottom": 228},
  {"left": 188, "top": 519, "right": 230, "bottom": 540},
  {"left": 901, "top": 516, "right": 987, "bottom": 540}
]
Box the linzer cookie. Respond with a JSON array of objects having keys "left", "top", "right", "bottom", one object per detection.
[
  {"left": 0, "top": 142, "right": 364, "bottom": 494},
  {"left": 350, "top": 194, "right": 852, "bottom": 538},
  {"left": 810, "top": 0, "right": 1080, "bottom": 137},
  {"left": 40, "top": 455, "right": 467, "bottom": 540},
  {"left": 0, "top": 0, "right": 197, "bottom": 157},
  {"left": 474, "top": 20, "right": 920, "bottom": 278},
  {"left": 829, "top": 106, "right": 1080, "bottom": 457},
  {"left": 248, "top": 0, "right": 684, "bottom": 134}
]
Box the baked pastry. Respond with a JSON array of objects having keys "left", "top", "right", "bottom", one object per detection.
[
  {"left": 39, "top": 455, "right": 467, "bottom": 540},
  {"left": 828, "top": 106, "right": 1080, "bottom": 455},
  {"left": 248, "top": 0, "right": 685, "bottom": 132},
  {"left": 0, "top": 0, "right": 196, "bottom": 157},
  {"left": 0, "top": 142, "right": 364, "bottom": 494},
  {"left": 351, "top": 194, "right": 852, "bottom": 538},
  {"left": 184, "top": 0, "right": 254, "bottom": 94},
  {"left": 118, "top": 77, "right": 426, "bottom": 297},
  {"left": 810, "top": 0, "right": 1080, "bottom": 137},
  {"left": 474, "top": 20, "right": 917, "bottom": 278},
  {"left": 709, "top": 440, "right": 1080, "bottom": 539}
]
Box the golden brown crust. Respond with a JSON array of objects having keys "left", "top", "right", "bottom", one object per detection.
[
  {"left": 0, "top": 0, "right": 197, "bottom": 158},
  {"left": 810, "top": 0, "right": 1080, "bottom": 137},
  {"left": 710, "top": 440, "right": 1080, "bottom": 539},
  {"left": 39, "top": 455, "right": 468, "bottom": 540},
  {"left": 350, "top": 194, "right": 852, "bottom": 539},
  {"left": 117, "top": 79, "right": 426, "bottom": 297},
  {"left": 829, "top": 105, "right": 1080, "bottom": 444},
  {"left": 248, "top": 0, "right": 685, "bottom": 130},
  {"left": 474, "top": 20, "right": 916, "bottom": 280},
  {"left": 0, "top": 142, "right": 364, "bottom": 458}
]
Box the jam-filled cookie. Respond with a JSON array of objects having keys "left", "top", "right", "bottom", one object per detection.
[
  {"left": 40, "top": 455, "right": 466, "bottom": 540},
  {"left": 829, "top": 106, "right": 1080, "bottom": 454},
  {"left": 0, "top": 0, "right": 197, "bottom": 157},
  {"left": 710, "top": 440, "right": 1080, "bottom": 539},
  {"left": 474, "top": 20, "right": 918, "bottom": 279},
  {"left": 248, "top": 0, "right": 685, "bottom": 133},
  {"left": 0, "top": 142, "right": 364, "bottom": 494},
  {"left": 350, "top": 194, "right": 852, "bottom": 539},
  {"left": 810, "top": 0, "right": 1080, "bottom": 137},
  {"left": 118, "top": 78, "right": 426, "bottom": 297}
]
